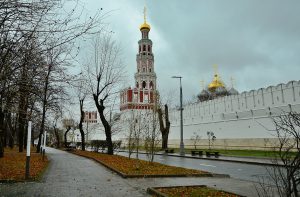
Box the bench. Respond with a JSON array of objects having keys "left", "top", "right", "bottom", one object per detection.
[
  {"left": 165, "top": 149, "right": 174, "bottom": 153},
  {"left": 191, "top": 150, "right": 203, "bottom": 156},
  {"left": 205, "top": 151, "right": 219, "bottom": 157}
]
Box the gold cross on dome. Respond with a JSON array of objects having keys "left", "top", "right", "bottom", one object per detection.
[
  {"left": 143, "top": 6, "right": 147, "bottom": 23},
  {"left": 230, "top": 76, "right": 235, "bottom": 88},
  {"left": 200, "top": 80, "right": 205, "bottom": 90}
]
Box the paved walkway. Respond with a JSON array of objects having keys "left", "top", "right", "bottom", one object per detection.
[
  {"left": 0, "top": 148, "right": 278, "bottom": 197},
  {"left": 0, "top": 148, "right": 146, "bottom": 197}
]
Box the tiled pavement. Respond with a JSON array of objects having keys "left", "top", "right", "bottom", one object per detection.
[{"left": 0, "top": 148, "right": 278, "bottom": 197}]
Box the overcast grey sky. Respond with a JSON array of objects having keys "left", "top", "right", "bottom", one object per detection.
[{"left": 79, "top": 0, "right": 300, "bottom": 102}]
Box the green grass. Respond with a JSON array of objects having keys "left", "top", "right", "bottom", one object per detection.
[{"left": 178, "top": 148, "right": 297, "bottom": 158}]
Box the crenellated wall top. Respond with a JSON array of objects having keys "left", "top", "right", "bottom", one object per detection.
[{"left": 180, "top": 80, "right": 300, "bottom": 108}]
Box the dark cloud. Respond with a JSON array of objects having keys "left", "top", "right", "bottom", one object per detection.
[{"left": 81, "top": 0, "right": 300, "bottom": 102}]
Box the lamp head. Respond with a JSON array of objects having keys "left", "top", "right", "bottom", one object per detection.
[{"left": 171, "top": 76, "right": 182, "bottom": 79}]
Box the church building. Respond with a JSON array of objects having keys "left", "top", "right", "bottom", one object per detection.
[{"left": 120, "top": 7, "right": 158, "bottom": 111}]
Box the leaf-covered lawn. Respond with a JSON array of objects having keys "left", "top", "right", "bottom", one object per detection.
[
  {"left": 156, "top": 186, "right": 242, "bottom": 197},
  {"left": 73, "top": 150, "right": 211, "bottom": 176},
  {"left": 0, "top": 147, "right": 49, "bottom": 181}
]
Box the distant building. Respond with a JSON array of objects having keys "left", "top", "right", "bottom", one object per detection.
[{"left": 84, "top": 111, "right": 97, "bottom": 123}]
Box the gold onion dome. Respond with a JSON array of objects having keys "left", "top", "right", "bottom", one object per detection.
[
  {"left": 140, "top": 6, "right": 150, "bottom": 31},
  {"left": 140, "top": 22, "right": 151, "bottom": 31},
  {"left": 208, "top": 74, "right": 225, "bottom": 91}
]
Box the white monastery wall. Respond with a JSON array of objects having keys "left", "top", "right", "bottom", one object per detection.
[{"left": 169, "top": 80, "right": 300, "bottom": 142}]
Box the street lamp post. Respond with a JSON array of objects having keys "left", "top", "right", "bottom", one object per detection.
[{"left": 172, "top": 76, "right": 185, "bottom": 156}]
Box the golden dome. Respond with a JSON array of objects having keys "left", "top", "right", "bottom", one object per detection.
[
  {"left": 140, "top": 6, "right": 151, "bottom": 31},
  {"left": 208, "top": 74, "right": 225, "bottom": 91},
  {"left": 140, "top": 22, "right": 151, "bottom": 31}
]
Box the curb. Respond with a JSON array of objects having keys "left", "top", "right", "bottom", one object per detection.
[
  {"left": 147, "top": 185, "right": 246, "bottom": 197},
  {"left": 70, "top": 151, "right": 229, "bottom": 179}
]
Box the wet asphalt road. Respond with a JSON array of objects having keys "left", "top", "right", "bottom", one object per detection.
[{"left": 117, "top": 152, "right": 273, "bottom": 183}]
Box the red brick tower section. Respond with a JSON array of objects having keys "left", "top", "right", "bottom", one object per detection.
[{"left": 120, "top": 7, "right": 158, "bottom": 111}]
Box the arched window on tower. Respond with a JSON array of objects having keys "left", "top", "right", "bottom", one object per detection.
[
  {"left": 136, "top": 82, "right": 139, "bottom": 88},
  {"left": 142, "top": 81, "right": 146, "bottom": 89},
  {"left": 150, "top": 81, "right": 154, "bottom": 89},
  {"left": 143, "top": 67, "right": 145, "bottom": 72},
  {"left": 148, "top": 45, "right": 150, "bottom": 52},
  {"left": 139, "top": 46, "right": 141, "bottom": 52},
  {"left": 143, "top": 45, "right": 146, "bottom": 51}
]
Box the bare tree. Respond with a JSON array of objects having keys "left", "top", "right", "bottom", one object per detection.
[
  {"left": 126, "top": 111, "right": 136, "bottom": 159},
  {"left": 0, "top": 0, "right": 105, "bottom": 156},
  {"left": 190, "top": 132, "right": 201, "bottom": 150},
  {"left": 144, "top": 108, "right": 161, "bottom": 163},
  {"left": 156, "top": 90, "right": 175, "bottom": 150},
  {"left": 86, "top": 33, "right": 125, "bottom": 155},
  {"left": 75, "top": 79, "right": 87, "bottom": 151},
  {"left": 256, "top": 111, "right": 300, "bottom": 197},
  {"left": 63, "top": 118, "right": 75, "bottom": 148},
  {"left": 157, "top": 104, "right": 170, "bottom": 150},
  {"left": 271, "top": 112, "right": 300, "bottom": 197}
]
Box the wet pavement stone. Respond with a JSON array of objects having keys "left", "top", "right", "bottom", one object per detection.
[{"left": 0, "top": 148, "right": 278, "bottom": 197}]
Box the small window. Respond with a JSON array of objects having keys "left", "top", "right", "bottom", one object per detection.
[
  {"left": 142, "top": 81, "right": 146, "bottom": 88},
  {"left": 150, "top": 81, "right": 153, "bottom": 89},
  {"left": 148, "top": 45, "right": 150, "bottom": 51},
  {"left": 143, "top": 45, "right": 146, "bottom": 51},
  {"left": 143, "top": 67, "right": 145, "bottom": 72},
  {"left": 139, "top": 46, "right": 141, "bottom": 52},
  {"left": 149, "top": 68, "right": 151, "bottom": 72}
]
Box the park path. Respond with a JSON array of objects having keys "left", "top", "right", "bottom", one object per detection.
[
  {"left": 0, "top": 147, "right": 147, "bottom": 197},
  {"left": 0, "top": 147, "right": 277, "bottom": 197}
]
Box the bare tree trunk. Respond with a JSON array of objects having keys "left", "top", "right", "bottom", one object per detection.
[
  {"left": 8, "top": 114, "right": 16, "bottom": 149},
  {"left": 17, "top": 95, "right": 27, "bottom": 152},
  {"left": 158, "top": 104, "right": 170, "bottom": 150},
  {"left": 3, "top": 110, "right": 7, "bottom": 148},
  {"left": 37, "top": 65, "right": 51, "bottom": 153},
  {"left": 64, "top": 126, "right": 71, "bottom": 148},
  {"left": 93, "top": 95, "right": 113, "bottom": 155},
  {"left": 54, "top": 127, "right": 60, "bottom": 148},
  {"left": 0, "top": 108, "right": 4, "bottom": 157},
  {"left": 79, "top": 99, "right": 85, "bottom": 151}
]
